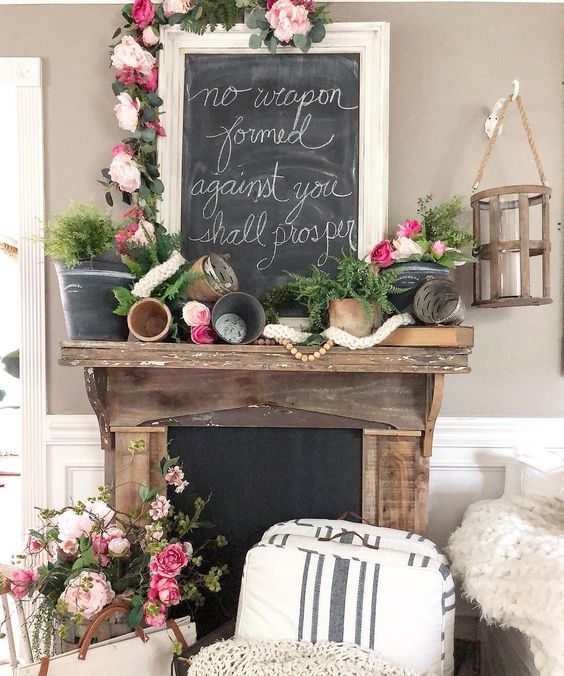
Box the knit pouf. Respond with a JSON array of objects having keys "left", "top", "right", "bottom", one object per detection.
[{"left": 187, "top": 639, "right": 418, "bottom": 676}]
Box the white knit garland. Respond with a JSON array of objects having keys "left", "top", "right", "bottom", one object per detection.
[
  {"left": 263, "top": 313, "right": 415, "bottom": 350},
  {"left": 132, "top": 250, "right": 186, "bottom": 298}
]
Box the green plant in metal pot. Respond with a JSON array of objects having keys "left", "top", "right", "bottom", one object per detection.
[{"left": 39, "top": 203, "right": 134, "bottom": 341}]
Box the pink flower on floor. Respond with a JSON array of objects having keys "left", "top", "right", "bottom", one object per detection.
[
  {"left": 149, "top": 494, "right": 171, "bottom": 521},
  {"left": 143, "top": 601, "right": 166, "bottom": 627},
  {"left": 132, "top": 0, "right": 155, "bottom": 28},
  {"left": 148, "top": 575, "right": 181, "bottom": 606},
  {"left": 10, "top": 567, "right": 37, "bottom": 599},
  {"left": 114, "top": 93, "right": 140, "bottom": 133},
  {"left": 191, "top": 324, "right": 217, "bottom": 345},
  {"left": 182, "top": 301, "right": 211, "bottom": 327},
  {"left": 61, "top": 571, "right": 115, "bottom": 619},
  {"left": 109, "top": 151, "right": 141, "bottom": 193},
  {"left": 142, "top": 26, "right": 160, "bottom": 47},
  {"left": 111, "top": 36, "right": 155, "bottom": 78},
  {"left": 370, "top": 240, "right": 394, "bottom": 268},
  {"left": 431, "top": 240, "right": 446, "bottom": 260},
  {"left": 149, "top": 543, "right": 188, "bottom": 578},
  {"left": 396, "top": 219, "right": 422, "bottom": 239},
  {"left": 266, "top": 0, "right": 311, "bottom": 43}
]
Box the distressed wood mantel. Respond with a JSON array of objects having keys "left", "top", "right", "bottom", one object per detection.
[{"left": 60, "top": 326, "right": 473, "bottom": 535}]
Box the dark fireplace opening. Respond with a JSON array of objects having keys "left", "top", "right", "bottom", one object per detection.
[{"left": 168, "top": 426, "right": 362, "bottom": 637}]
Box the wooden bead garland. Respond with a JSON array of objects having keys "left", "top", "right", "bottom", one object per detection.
[{"left": 251, "top": 337, "right": 335, "bottom": 362}]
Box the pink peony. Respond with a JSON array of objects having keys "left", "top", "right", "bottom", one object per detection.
[
  {"left": 149, "top": 543, "right": 188, "bottom": 578},
  {"left": 143, "top": 66, "right": 159, "bottom": 93},
  {"left": 392, "top": 236, "right": 424, "bottom": 260},
  {"left": 60, "top": 539, "right": 79, "bottom": 556},
  {"left": 431, "top": 240, "right": 446, "bottom": 260},
  {"left": 111, "top": 36, "right": 155, "bottom": 78},
  {"left": 396, "top": 219, "right": 422, "bottom": 239},
  {"left": 148, "top": 575, "right": 181, "bottom": 606},
  {"left": 142, "top": 26, "right": 160, "bottom": 47},
  {"left": 132, "top": 0, "right": 155, "bottom": 28},
  {"left": 191, "top": 324, "right": 217, "bottom": 345},
  {"left": 86, "top": 500, "right": 114, "bottom": 528},
  {"left": 112, "top": 144, "right": 133, "bottom": 158},
  {"left": 114, "top": 93, "right": 140, "bottom": 133},
  {"left": 61, "top": 571, "right": 115, "bottom": 620},
  {"left": 108, "top": 537, "right": 130, "bottom": 557},
  {"left": 370, "top": 240, "right": 394, "bottom": 268},
  {"left": 143, "top": 601, "right": 166, "bottom": 627},
  {"left": 27, "top": 534, "right": 43, "bottom": 555},
  {"left": 266, "top": 0, "right": 311, "bottom": 43},
  {"left": 10, "top": 568, "right": 37, "bottom": 599},
  {"left": 58, "top": 510, "right": 93, "bottom": 541},
  {"left": 163, "top": 0, "right": 192, "bottom": 18},
  {"left": 182, "top": 301, "right": 211, "bottom": 327},
  {"left": 109, "top": 151, "right": 141, "bottom": 193},
  {"left": 91, "top": 533, "right": 110, "bottom": 567},
  {"left": 149, "top": 494, "right": 171, "bottom": 521}
]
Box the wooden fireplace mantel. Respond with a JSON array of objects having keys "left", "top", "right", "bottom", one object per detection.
[{"left": 60, "top": 326, "right": 473, "bottom": 535}]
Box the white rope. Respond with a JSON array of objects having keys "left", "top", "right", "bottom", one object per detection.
[
  {"left": 132, "top": 250, "right": 185, "bottom": 298},
  {"left": 187, "top": 639, "right": 418, "bottom": 676},
  {"left": 263, "top": 313, "right": 415, "bottom": 350}
]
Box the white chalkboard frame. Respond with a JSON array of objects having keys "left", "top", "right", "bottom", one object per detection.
[{"left": 158, "top": 22, "right": 389, "bottom": 265}]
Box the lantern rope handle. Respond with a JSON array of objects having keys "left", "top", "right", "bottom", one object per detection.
[{"left": 473, "top": 93, "right": 548, "bottom": 191}]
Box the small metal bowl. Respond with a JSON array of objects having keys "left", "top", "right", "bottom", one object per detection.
[{"left": 413, "top": 279, "right": 466, "bottom": 325}]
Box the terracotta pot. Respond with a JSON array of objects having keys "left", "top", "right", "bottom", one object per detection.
[
  {"left": 127, "top": 298, "right": 172, "bottom": 342},
  {"left": 186, "top": 254, "right": 239, "bottom": 302},
  {"left": 328, "top": 299, "right": 381, "bottom": 338}
]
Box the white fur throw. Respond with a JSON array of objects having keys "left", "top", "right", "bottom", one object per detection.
[
  {"left": 186, "top": 639, "right": 418, "bottom": 675},
  {"left": 446, "top": 495, "right": 564, "bottom": 675}
]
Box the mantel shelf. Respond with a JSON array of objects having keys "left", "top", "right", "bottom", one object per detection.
[{"left": 59, "top": 326, "right": 473, "bottom": 375}]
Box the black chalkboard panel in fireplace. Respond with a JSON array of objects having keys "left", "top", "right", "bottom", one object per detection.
[
  {"left": 181, "top": 53, "right": 360, "bottom": 300},
  {"left": 168, "top": 426, "right": 362, "bottom": 637}
]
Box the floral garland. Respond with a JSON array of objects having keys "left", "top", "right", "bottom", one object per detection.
[{"left": 100, "top": 0, "right": 330, "bottom": 225}]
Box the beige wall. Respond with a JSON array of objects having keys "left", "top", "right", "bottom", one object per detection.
[{"left": 1, "top": 3, "right": 562, "bottom": 416}]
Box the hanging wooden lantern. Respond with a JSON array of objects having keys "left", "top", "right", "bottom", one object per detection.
[{"left": 471, "top": 89, "right": 551, "bottom": 308}]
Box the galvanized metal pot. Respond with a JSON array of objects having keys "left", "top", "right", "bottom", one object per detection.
[{"left": 389, "top": 262, "right": 449, "bottom": 313}]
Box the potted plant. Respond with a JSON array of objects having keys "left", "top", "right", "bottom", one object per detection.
[
  {"left": 41, "top": 203, "right": 133, "bottom": 340},
  {"left": 288, "top": 254, "right": 400, "bottom": 337},
  {"left": 370, "top": 195, "right": 478, "bottom": 311}
]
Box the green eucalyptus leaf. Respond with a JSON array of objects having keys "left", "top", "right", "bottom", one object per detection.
[
  {"left": 150, "top": 179, "right": 165, "bottom": 194},
  {"left": 310, "top": 21, "right": 326, "bottom": 43},
  {"left": 105, "top": 191, "right": 113, "bottom": 207},
  {"left": 249, "top": 33, "right": 263, "bottom": 49},
  {"left": 146, "top": 93, "right": 163, "bottom": 107},
  {"left": 167, "top": 12, "right": 185, "bottom": 25},
  {"left": 140, "top": 127, "right": 156, "bottom": 142},
  {"left": 245, "top": 11, "right": 258, "bottom": 29}
]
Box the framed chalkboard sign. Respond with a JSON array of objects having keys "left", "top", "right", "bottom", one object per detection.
[{"left": 159, "top": 24, "right": 389, "bottom": 298}]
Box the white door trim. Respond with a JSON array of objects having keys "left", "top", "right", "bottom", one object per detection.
[{"left": 1, "top": 58, "right": 47, "bottom": 534}]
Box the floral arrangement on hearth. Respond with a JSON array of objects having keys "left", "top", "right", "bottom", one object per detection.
[
  {"left": 99, "top": 0, "right": 330, "bottom": 221},
  {"left": 2, "top": 453, "right": 227, "bottom": 658},
  {"left": 370, "top": 195, "right": 478, "bottom": 271}
]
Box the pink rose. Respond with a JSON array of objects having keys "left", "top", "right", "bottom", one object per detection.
[
  {"left": 10, "top": 568, "right": 37, "bottom": 599},
  {"left": 132, "top": 0, "right": 155, "bottom": 28},
  {"left": 58, "top": 510, "right": 93, "bottom": 541},
  {"left": 111, "top": 36, "right": 155, "bottom": 78},
  {"left": 91, "top": 533, "right": 110, "bottom": 567},
  {"left": 163, "top": 0, "right": 192, "bottom": 18},
  {"left": 114, "top": 93, "right": 140, "bottom": 133},
  {"left": 396, "top": 219, "right": 422, "bottom": 239},
  {"left": 61, "top": 571, "right": 115, "bottom": 620},
  {"left": 149, "top": 494, "right": 171, "bottom": 521},
  {"left": 431, "top": 240, "right": 446, "bottom": 260},
  {"left": 143, "top": 66, "right": 159, "bottom": 93},
  {"left": 142, "top": 26, "right": 159, "bottom": 47},
  {"left": 392, "top": 236, "right": 424, "bottom": 260},
  {"left": 108, "top": 537, "right": 130, "bottom": 557},
  {"left": 191, "top": 324, "right": 217, "bottom": 345},
  {"left": 27, "top": 534, "right": 43, "bottom": 555},
  {"left": 149, "top": 543, "right": 188, "bottom": 578},
  {"left": 266, "top": 0, "right": 311, "bottom": 43},
  {"left": 143, "top": 601, "right": 166, "bottom": 627},
  {"left": 109, "top": 151, "right": 141, "bottom": 193},
  {"left": 148, "top": 576, "right": 181, "bottom": 606},
  {"left": 370, "top": 240, "right": 394, "bottom": 268},
  {"left": 182, "top": 301, "right": 211, "bottom": 327}
]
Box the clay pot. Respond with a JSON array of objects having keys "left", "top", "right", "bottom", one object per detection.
[
  {"left": 127, "top": 298, "right": 172, "bottom": 342},
  {"left": 186, "top": 254, "right": 239, "bottom": 302},
  {"left": 328, "top": 299, "right": 381, "bottom": 338}
]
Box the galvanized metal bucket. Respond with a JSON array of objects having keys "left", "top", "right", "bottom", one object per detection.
[{"left": 413, "top": 279, "right": 466, "bottom": 325}]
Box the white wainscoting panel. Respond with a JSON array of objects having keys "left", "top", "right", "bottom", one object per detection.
[{"left": 45, "top": 414, "right": 564, "bottom": 541}]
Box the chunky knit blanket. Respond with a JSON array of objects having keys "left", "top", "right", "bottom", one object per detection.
[
  {"left": 446, "top": 495, "right": 564, "bottom": 675},
  {"left": 186, "top": 639, "right": 418, "bottom": 675}
]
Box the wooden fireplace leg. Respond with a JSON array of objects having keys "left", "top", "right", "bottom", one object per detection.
[
  {"left": 84, "top": 367, "right": 115, "bottom": 488},
  {"left": 111, "top": 427, "right": 168, "bottom": 515},
  {"left": 363, "top": 430, "right": 429, "bottom": 534}
]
